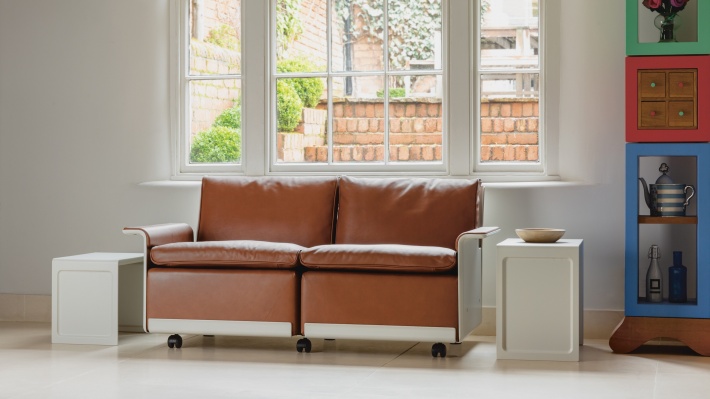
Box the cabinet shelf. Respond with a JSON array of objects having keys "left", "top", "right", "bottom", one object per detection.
[
  {"left": 638, "top": 216, "right": 698, "bottom": 224},
  {"left": 637, "top": 298, "right": 698, "bottom": 306}
]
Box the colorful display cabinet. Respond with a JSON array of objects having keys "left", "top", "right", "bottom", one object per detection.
[
  {"left": 625, "top": 55, "right": 710, "bottom": 142},
  {"left": 610, "top": 143, "right": 710, "bottom": 355},
  {"left": 626, "top": 0, "right": 710, "bottom": 56}
]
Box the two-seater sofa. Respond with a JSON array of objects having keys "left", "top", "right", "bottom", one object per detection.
[{"left": 124, "top": 175, "right": 498, "bottom": 357}]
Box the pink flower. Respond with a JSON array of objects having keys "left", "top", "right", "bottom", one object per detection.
[
  {"left": 643, "top": 0, "right": 662, "bottom": 9},
  {"left": 670, "top": 0, "right": 688, "bottom": 7}
]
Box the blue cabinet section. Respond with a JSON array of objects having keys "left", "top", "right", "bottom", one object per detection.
[{"left": 625, "top": 143, "right": 710, "bottom": 318}]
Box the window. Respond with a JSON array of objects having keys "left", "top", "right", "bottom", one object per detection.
[
  {"left": 477, "top": 0, "right": 543, "bottom": 172},
  {"left": 272, "top": 0, "right": 444, "bottom": 172},
  {"left": 172, "top": 0, "right": 553, "bottom": 179},
  {"left": 176, "top": 0, "right": 243, "bottom": 174}
]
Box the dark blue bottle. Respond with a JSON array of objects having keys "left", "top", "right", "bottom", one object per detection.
[{"left": 669, "top": 251, "right": 687, "bottom": 303}]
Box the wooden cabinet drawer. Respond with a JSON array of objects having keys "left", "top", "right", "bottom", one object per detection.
[
  {"left": 626, "top": 55, "right": 710, "bottom": 142},
  {"left": 640, "top": 102, "right": 667, "bottom": 128},
  {"left": 669, "top": 71, "right": 696, "bottom": 98},
  {"left": 668, "top": 101, "right": 696, "bottom": 127},
  {"left": 639, "top": 72, "right": 666, "bottom": 98}
]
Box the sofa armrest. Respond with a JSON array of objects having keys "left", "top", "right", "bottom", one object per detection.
[
  {"left": 455, "top": 226, "right": 500, "bottom": 250},
  {"left": 121, "top": 223, "right": 192, "bottom": 335},
  {"left": 454, "top": 226, "right": 499, "bottom": 341},
  {"left": 123, "top": 223, "right": 194, "bottom": 248}
]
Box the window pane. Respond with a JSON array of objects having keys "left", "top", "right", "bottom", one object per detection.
[
  {"left": 390, "top": 75, "right": 443, "bottom": 163},
  {"left": 332, "top": 0, "right": 384, "bottom": 72},
  {"left": 480, "top": 0, "right": 540, "bottom": 165},
  {"left": 480, "top": 0, "right": 539, "bottom": 69},
  {"left": 188, "top": 79, "right": 242, "bottom": 164},
  {"left": 387, "top": 0, "right": 442, "bottom": 72},
  {"left": 480, "top": 73, "right": 539, "bottom": 163},
  {"left": 332, "top": 75, "right": 384, "bottom": 163},
  {"left": 277, "top": 0, "right": 327, "bottom": 70},
  {"left": 276, "top": 77, "right": 328, "bottom": 163},
  {"left": 189, "top": 0, "right": 241, "bottom": 76}
]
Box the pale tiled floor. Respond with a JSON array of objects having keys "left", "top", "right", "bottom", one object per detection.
[{"left": 2, "top": 322, "right": 710, "bottom": 399}]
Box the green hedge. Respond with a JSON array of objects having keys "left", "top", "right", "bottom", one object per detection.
[
  {"left": 190, "top": 125, "right": 241, "bottom": 163},
  {"left": 277, "top": 57, "right": 324, "bottom": 108},
  {"left": 276, "top": 80, "right": 303, "bottom": 132}
]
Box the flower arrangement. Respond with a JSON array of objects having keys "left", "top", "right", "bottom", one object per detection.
[
  {"left": 642, "top": 0, "right": 690, "bottom": 17},
  {"left": 642, "top": 0, "right": 691, "bottom": 42}
]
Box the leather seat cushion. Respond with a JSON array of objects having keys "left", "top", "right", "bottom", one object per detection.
[
  {"left": 150, "top": 240, "right": 305, "bottom": 269},
  {"left": 299, "top": 244, "right": 456, "bottom": 273}
]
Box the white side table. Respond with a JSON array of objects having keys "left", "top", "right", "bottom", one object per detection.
[
  {"left": 52, "top": 252, "right": 144, "bottom": 345},
  {"left": 496, "top": 238, "right": 584, "bottom": 361}
]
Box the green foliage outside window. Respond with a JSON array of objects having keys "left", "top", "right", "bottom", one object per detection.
[
  {"left": 335, "top": 0, "right": 442, "bottom": 70},
  {"left": 276, "top": 0, "right": 303, "bottom": 56},
  {"left": 276, "top": 80, "right": 303, "bottom": 132},
  {"left": 213, "top": 99, "right": 242, "bottom": 130},
  {"left": 376, "top": 88, "right": 405, "bottom": 98},
  {"left": 276, "top": 58, "right": 325, "bottom": 108},
  {"left": 205, "top": 24, "right": 239, "bottom": 50},
  {"left": 190, "top": 99, "right": 242, "bottom": 163},
  {"left": 190, "top": 125, "right": 241, "bottom": 163}
]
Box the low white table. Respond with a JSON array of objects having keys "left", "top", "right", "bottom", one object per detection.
[
  {"left": 496, "top": 238, "right": 584, "bottom": 361},
  {"left": 52, "top": 252, "right": 144, "bottom": 345}
]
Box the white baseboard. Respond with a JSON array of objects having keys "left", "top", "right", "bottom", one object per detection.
[
  {"left": 471, "top": 306, "right": 624, "bottom": 340},
  {"left": 0, "top": 294, "right": 51, "bottom": 322},
  {"left": 0, "top": 294, "right": 624, "bottom": 339}
]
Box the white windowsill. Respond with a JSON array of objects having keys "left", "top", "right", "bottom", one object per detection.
[{"left": 138, "top": 178, "right": 591, "bottom": 189}]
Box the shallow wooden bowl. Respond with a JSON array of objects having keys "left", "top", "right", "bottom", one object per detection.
[{"left": 515, "top": 228, "right": 566, "bottom": 243}]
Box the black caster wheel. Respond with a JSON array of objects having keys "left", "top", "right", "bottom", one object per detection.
[
  {"left": 167, "top": 334, "right": 183, "bottom": 348},
  {"left": 296, "top": 338, "right": 312, "bottom": 353},
  {"left": 431, "top": 342, "right": 447, "bottom": 358}
]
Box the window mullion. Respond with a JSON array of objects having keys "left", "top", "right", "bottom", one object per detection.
[
  {"left": 383, "top": 0, "right": 390, "bottom": 165},
  {"left": 327, "top": 0, "right": 333, "bottom": 165}
]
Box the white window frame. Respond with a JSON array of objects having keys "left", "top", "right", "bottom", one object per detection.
[
  {"left": 170, "top": 0, "right": 559, "bottom": 181},
  {"left": 171, "top": 0, "right": 246, "bottom": 177}
]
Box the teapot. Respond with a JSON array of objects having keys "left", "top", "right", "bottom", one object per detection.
[{"left": 638, "top": 163, "right": 695, "bottom": 217}]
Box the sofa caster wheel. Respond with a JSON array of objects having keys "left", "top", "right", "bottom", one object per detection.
[
  {"left": 432, "top": 343, "right": 447, "bottom": 358},
  {"left": 167, "top": 334, "right": 182, "bottom": 349},
  {"left": 297, "top": 338, "right": 312, "bottom": 353}
]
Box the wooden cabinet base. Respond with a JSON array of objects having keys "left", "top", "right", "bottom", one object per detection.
[{"left": 609, "top": 316, "right": 710, "bottom": 355}]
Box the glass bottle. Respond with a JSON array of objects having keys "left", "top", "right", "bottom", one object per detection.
[
  {"left": 668, "top": 251, "right": 688, "bottom": 303},
  {"left": 646, "top": 245, "right": 663, "bottom": 303}
]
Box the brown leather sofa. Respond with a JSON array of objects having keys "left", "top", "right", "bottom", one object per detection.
[{"left": 124, "top": 175, "right": 498, "bottom": 357}]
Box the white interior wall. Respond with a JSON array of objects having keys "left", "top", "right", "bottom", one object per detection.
[{"left": 0, "top": 0, "right": 627, "bottom": 311}]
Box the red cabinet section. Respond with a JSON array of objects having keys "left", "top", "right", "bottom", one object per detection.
[{"left": 626, "top": 55, "right": 710, "bottom": 142}]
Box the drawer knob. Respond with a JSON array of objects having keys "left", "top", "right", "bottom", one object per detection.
[
  {"left": 650, "top": 111, "right": 657, "bottom": 117},
  {"left": 651, "top": 82, "right": 656, "bottom": 88},
  {"left": 678, "top": 82, "right": 684, "bottom": 88},
  {"left": 679, "top": 111, "right": 685, "bottom": 116}
]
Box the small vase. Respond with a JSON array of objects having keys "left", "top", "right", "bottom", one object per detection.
[{"left": 654, "top": 13, "right": 681, "bottom": 43}]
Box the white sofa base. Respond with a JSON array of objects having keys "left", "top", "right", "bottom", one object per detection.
[
  {"left": 304, "top": 323, "right": 457, "bottom": 343},
  {"left": 148, "top": 318, "right": 293, "bottom": 338}
]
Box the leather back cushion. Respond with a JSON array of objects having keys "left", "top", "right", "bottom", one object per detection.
[
  {"left": 198, "top": 176, "right": 338, "bottom": 247},
  {"left": 335, "top": 176, "right": 480, "bottom": 249}
]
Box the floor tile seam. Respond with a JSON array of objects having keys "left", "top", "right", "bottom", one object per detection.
[
  {"left": 652, "top": 360, "right": 660, "bottom": 399},
  {"left": 332, "top": 341, "right": 420, "bottom": 396}
]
